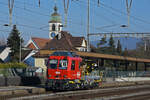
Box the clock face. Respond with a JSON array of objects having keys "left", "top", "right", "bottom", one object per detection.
[{"left": 51, "top": 32, "right": 56, "bottom": 38}]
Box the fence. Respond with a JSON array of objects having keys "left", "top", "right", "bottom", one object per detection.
[
  {"left": 103, "top": 71, "right": 150, "bottom": 78},
  {"left": 0, "top": 67, "right": 46, "bottom": 86},
  {"left": 102, "top": 71, "right": 150, "bottom": 82}
]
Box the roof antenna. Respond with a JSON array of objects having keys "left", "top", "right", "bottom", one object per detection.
[
  {"left": 126, "top": 0, "right": 133, "bottom": 27},
  {"left": 8, "top": 0, "right": 15, "bottom": 26},
  {"left": 63, "top": 0, "right": 70, "bottom": 27}
]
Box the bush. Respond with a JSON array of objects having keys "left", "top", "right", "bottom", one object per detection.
[{"left": 0, "top": 63, "right": 28, "bottom": 69}]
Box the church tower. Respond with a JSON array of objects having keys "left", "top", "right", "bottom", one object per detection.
[{"left": 49, "top": 6, "right": 62, "bottom": 39}]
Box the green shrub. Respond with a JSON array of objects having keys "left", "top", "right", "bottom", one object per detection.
[{"left": 0, "top": 63, "right": 28, "bottom": 69}]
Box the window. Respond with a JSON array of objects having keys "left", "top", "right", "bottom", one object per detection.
[
  {"left": 79, "top": 62, "right": 81, "bottom": 69},
  {"left": 48, "top": 59, "right": 58, "bottom": 69},
  {"left": 71, "top": 60, "right": 75, "bottom": 70},
  {"left": 58, "top": 24, "right": 60, "bottom": 31},
  {"left": 52, "top": 24, "right": 56, "bottom": 31},
  {"left": 59, "top": 60, "right": 68, "bottom": 70}
]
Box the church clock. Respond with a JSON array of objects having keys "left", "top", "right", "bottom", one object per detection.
[
  {"left": 49, "top": 6, "right": 62, "bottom": 39},
  {"left": 51, "top": 32, "right": 56, "bottom": 38}
]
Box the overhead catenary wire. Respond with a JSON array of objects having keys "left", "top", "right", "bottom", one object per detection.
[
  {"left": 2, "top": 0, "right": 150, "bottom": 28},
  {"left": 94, "top": 2, "right": 150, "bottom": 32},
  {"left": 1, "top": 2, "right": 93, "bottom": 33},
  {"left": 0, "top": 1, "right": 50, "bottom": 17},
  {"left": 15, "top": 0, "right": 50, "bottom": 11},
  {"left": 88, "top": 0, "right": 150, "bottom": 32},
  {"left": 1, "top": 0, "right": 150, "bottom": 39},
  {"left": 3, "top": 0, "right": 150, "bottom": 32},
  {"left": 82, "top": 0, "right": 150, "bottom": 27},
  {"left": 99, "top": 1, "right": 150, "bottom": 25},
  {"left": 69, "top": 0, "right": 150, "bottom": 45},
  {"left": 1, "top": 0, "right": 150, "bottom": 53},
  {"left": 73, "top": 0, "right": 120, "bottom": 32},
  {"left": 0, "top": 17, "right": 48, "bottom": 32},
  {"left": 77, "top": 0, "right": 150, "bottom": 33},
  {"left": 0, "top": 10, "right": 49, "bottom": 30}
]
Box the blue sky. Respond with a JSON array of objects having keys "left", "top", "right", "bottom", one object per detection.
[{"left": 0, "top": 0, "right": 150, "bottom": 45}]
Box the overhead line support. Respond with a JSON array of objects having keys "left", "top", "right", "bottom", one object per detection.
[{"left": 87, "top": 0, "right": 90, "bottom": 52}]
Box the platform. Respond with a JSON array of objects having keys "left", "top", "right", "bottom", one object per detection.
[{"left": 0, "top": 86, "right": 46, "bottom": 96}]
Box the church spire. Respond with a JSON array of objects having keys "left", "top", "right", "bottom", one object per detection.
[
  {"left": 54, "top": 5, "right": 57, "bottom": 13},
  {"left": 49, "top": 5, "right": 63, "bottom": 39}
]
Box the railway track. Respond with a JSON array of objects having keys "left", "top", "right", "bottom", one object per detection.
[{"left": 6, "top": 85, "right": 150, "bottom": 100}]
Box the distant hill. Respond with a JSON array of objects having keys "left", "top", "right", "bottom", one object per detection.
[{"left": 90, "top": 37, "right": 141, "bottom": 50}]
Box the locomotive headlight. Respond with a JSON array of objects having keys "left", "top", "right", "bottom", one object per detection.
[
  {"left": 63, "top": 75, "right": 67, "bottom": 78},
  {"left": 49, "top": 74, "right": 51, "bottom": 77}
]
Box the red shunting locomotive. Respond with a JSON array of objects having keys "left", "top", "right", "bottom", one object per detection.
[{"left": 46, "top": 51, "right": 101, "bottom": 90}]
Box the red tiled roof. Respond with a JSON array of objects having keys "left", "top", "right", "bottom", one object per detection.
[
  {"left": 42, "top": 31, "right": 86, "bottom": 51},
  {"left": 27, "top": 43, "right": 37, "bottom": 49},
  {"left": 31, "top": 37, "right": 51, "bottom": 49},
  {"left": 43, "top": 31, "right": 77, "bottom": 51},
  {"left": 28, "top": 31, "right": 85, "bottom": 51}
]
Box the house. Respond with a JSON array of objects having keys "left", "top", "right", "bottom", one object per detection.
[
  {"left": 22, "top": 50, "right": 38, "bottom": 67},
  {"left": 42, "top": 31, "right": 87, "bottom": 51},
  {"left": 25, "top": 37, "right": 50, "bottom": 50},
  {"left": 0, "top": 45, "right": 11, "bottom": 62}
]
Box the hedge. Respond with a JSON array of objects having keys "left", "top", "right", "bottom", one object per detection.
[{"left": 0, "top": 63, "right": 28, "bottom": 68}]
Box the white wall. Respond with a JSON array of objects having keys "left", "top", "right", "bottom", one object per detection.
[{"left": 0, "top": 47, "right": 11, "bottom": 62}]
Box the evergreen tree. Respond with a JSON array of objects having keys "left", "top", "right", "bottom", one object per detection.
[
  {"left": 7, "top": 25, "right": 23, "bottom": 62},
  {"left": 123, "top": 48, "right": 128, "bottom": 56},
  {"left": 116, "top": 40, "right": 122, "bottom": 55},
  {"left": 97, "top": 36, "right": 107, "bottom": 48},
  {"left": 108, "top": 35, "right": 115, "bottom": 54}
]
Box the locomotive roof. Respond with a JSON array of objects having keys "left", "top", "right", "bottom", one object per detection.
[{"left": 51, "top": 51, "right": 78, "bottom": 57}]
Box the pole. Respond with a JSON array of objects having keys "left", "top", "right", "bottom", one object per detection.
[
  {"left": 144, "top": 41, "right": 147, "bottom": 51},
  {"left": 8, "top": 0, "right": 14, "bottom": 26},
  {"left": 19, "top": 37, "right": 21, "bottom": 63},
  {"left": 87, "top": 0, "right": 90, "bottom": 52}
]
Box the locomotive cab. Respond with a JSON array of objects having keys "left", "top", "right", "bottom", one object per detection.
[{"left": 46, "top": 51, "right": 82, "bottom": 89}]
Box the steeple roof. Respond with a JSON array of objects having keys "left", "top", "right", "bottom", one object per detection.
[{"left": 49, "top": 6, "right": 61, "bottom": 23}]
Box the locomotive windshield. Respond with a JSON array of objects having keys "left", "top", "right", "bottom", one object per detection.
[
  {"left": 59, "top": 60, "right": 68, "bottom": 69},
  {"left": 48, "top": 59, "right": 68, "bottom": 70},
  {"left": 49, "top": 59, "right": 58, "bottom": 69}
]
